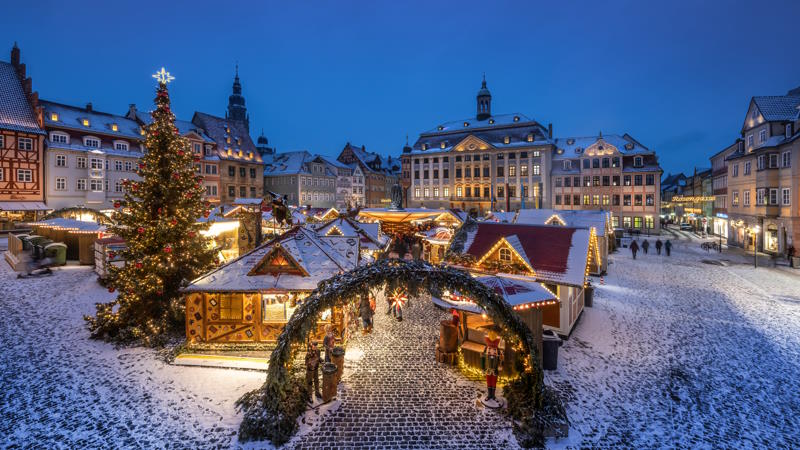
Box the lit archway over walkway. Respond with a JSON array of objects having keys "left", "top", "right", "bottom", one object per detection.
[{"left": 236, "top": 259, "right": 544, "bottom": 446}]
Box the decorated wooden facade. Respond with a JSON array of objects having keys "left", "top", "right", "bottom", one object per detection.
[
  {"left": 447, "top": 221, "right": 596, "bottom": 336},
  {"left": 314, "top": 216, "right": 390, "bottom": 261},
  {"left": 183, "top": 226, "right": 358, "bottom": 345}
]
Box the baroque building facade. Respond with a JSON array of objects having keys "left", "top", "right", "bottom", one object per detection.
[{"left": 400, "top": 79, "right": 662, "bottom": 232}]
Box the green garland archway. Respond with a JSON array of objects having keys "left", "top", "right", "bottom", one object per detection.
[
  {"left": 237, "top": 258, "right": 544, "bottom": 445},
  {"left": 42, "top": 207, "right": 114, "bottom": 225}
]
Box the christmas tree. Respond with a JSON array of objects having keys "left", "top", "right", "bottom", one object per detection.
[{"left": 86, "top": 68, "right": 217, "bottom": 345}]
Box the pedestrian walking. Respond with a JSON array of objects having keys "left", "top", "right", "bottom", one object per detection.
[
  {"left": 655, "top": 239, "right": 663, "bottom": 255},
  {"left": 665, "top": 239, "right": 672, "bottom": 257},
  {"left": 305, "top": 341, "right": 322, "bottom": 400},
  {"left": 642, "top": 239, "right": 650, "bottom": 254},
  {"left": 630, "top": 240, "right": 639, "bottom": 259}
]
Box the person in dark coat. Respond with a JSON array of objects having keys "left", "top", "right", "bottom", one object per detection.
[
  {"left": 630, "top": 240, "right": 640, "bottom": 259},
  {"left": 665, "top": 239, "right": 673, "bottom": 256},
  {"left": 358, "top": 294, "right": 374, "bottom": 333},
  {"left": 641, "top": 239, "right": 650, "bottom": 254},
  {"left": 655, "top": 239, "right": 663, "bottom": 255}
]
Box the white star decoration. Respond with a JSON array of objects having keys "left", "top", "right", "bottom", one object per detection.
[{"left": 152, "top": 67, "right": 175, "bottom": 84}]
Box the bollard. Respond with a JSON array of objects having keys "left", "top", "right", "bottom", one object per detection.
[
  {"left": 331, "top": 346, "right": 345, "bottom": 384},
  {"left": 321, "top": 363, "right": 338, "bottom": 402}
]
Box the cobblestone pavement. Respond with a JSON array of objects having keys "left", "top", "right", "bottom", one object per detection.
[
  {"left": 547, "top": 239, "right": 800, "bottom": 448},
  {"left": 0, "top": 263, "right": 263, "bottom": 449},
  {"left": 291, "top": 294, "right": 518, "bottom": 450}
]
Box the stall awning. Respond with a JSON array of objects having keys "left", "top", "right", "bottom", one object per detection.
[
  {"left": 433, "top": 274, "right": 559, "bottom": 314},
  {"left": 0, "top": 202, "right": 49, "bottom": 211}
]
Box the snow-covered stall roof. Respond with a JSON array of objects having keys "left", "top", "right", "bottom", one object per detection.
[
  {"left": 315, "top": 217, "right": 389, "bottom": 251},
  {"left": 28, "top": 218, "right": 106, "bottom": 233},
  {"left": 484, "top": 211, "right": 517, "bottom": 223},
  {"left": 460, "top": 222, "right": 591, "bottom": 287},
  {"left": 184, "top": 227, "right": 358, "bottom": 293},
  {"left": 433, "top": 274, "right": 558, "bottom": 314},
  {"left": 515, "top": 208, "right": 610, "bottom": 237}
]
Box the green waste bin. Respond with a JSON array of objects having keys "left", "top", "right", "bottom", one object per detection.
[
  {"left": 44, "top": 243, "right": 68, "bottom": 266},
  {"left": 22, "top": 235, "right": 41, "bottom": 251}
]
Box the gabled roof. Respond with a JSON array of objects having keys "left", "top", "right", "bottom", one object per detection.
[
  {"left": 314, "top": 216, "right": 389, "bottom": 251},
  {"left": 340, "top": 143, "right": 397, "bottom": 176},
  {"left": 191, "top": 111, "right": 262, "bottom": 163},
  {"left": 751, "top": 96, "right": 800, "bottom": 122},
  {"left": 0, "top": 61, "right": 43, "bottom": 134},
  {"left": 184, "top": 226, "right": 358, "bottom": 292},
  {"left": 460, "top": 222, "right": 591, "bottom": 286},
  {"left": 42, "top": 100, "right": 142, "bottom": 140},
  {"left": 551, "top": 134, "right": 653, "bottom": 161},
  {"left": 264, "top": 150, "right": 315, "bottom": 176}
]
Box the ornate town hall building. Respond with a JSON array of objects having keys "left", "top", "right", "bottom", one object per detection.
[{"left": 400, "top": 78, "right": 662, "bottom": 233}]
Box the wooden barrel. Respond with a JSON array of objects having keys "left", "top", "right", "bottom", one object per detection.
[
  {"left": 439, "top": 320, "right": 458, "bottom": 353},
  {"left": 321, "top": 363, "right": 338, "bottom": 402},
  {"left": 331, "top": 347, "right": 345, "bottom": 384}
]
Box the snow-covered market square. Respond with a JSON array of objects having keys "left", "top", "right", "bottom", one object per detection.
[{"left": 2, "top": 228, "right": 799, "bottom": 449}]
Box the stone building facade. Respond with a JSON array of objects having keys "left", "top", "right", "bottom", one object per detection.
[
  {"left": 337, "top": 143, "right": 397, "bottom": 208},
  {"left": 264, "top": 151, "right": 336, "bottom": 208}
]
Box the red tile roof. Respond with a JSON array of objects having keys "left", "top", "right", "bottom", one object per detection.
[{"left": 465, "top": 223, "right": 578, "bottom": 276}]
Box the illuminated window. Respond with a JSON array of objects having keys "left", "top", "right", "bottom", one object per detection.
[
  {"left": 82, "top": 119, "right": 90, "bottom": 127},
  {"left": 499, "top": 247, "right": 512, "bottom": 262},
  {"left": 50, "top": 113, "right": 59, "bottom": 121},
  {"left": 111, "top": 123, "right": 119, "bottom": 132},
  {"left": 219, "top": 294, "right": 243, "bottom": 320}
]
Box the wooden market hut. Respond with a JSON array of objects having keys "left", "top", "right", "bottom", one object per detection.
[
  {"left": 182, "top": 226, "right": 358, "bottom": 345},
  {"left": 417, "top": 227, "right": 454, "bottom": 264},
  {"left": 448, "top": 222, "right": 596, "bottom": 337},
  {"left": 28, "top": 218, "right": 107, "bottom": 264},
  {"left": 433, "top": 274, "right": 557, "bottom": 373}
]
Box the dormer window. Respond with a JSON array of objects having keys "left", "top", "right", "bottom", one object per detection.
[
  {"left": 440, "top": 142, "right": 446, "bottom": 149},
  {"left": 567, "top": 138, "right": 575, "bottom": 145},
  {"left": 786, "top": 123, "right": 793, "bottom": 138},
  {"left": 463, "top": 122, "right": 469, "bottom": 127},
  {"left": 513, "top": 116, "right": 520, "bottom": 122},
  {"left": 111, "top": 123, "right": 119, "bottom": 132},
  {"left": 488, "top": 119, "right": 495, "bottom": 124},
  {"left": 248, "top": 151, "right": 253, "bottom": 159},
  {"left": 527, "top": 134, "right": 534, "bottom": 142},
  {"left": 226, "top": 126, "right": 231, "bottom": 133},
  {"left": 237, "top": 138, "right": 241, "bottom": 145},
  {"left": 139, "top": 127, "right": 146, "bottom": 136},
  {"left": 82, "top": 119, "right": 90, "bottom": 127},
  {"left": 50, "top": 132, "right": 68, "bottom": 144},
  {"left": 238, "top": 150, "right": 243, "bottom": 157},
  {"left": 50, "top": 113, "right": 59, "bottom": 122},
  {"left": 114, "top": 141, "right": 129, "bottom": 151},
  {"left": 634, "top": 156, "right": 643, "bottom": 167},
  {"left": 625, "top": 143, "right": 634, "bottom": 150},
  {"left": 503, "top": 136, "right": 510, "bottom": 144},
  {"left": 84, "top": 137, "right": 100, "bottom": 148},
  {"left": 226, "top": 136, "right": 231, "bottom": 144},
  {"left": 421, "top": 143, "right": 428, "bottom": 151},
  {"left": 438, "top": 126, "right": 444, "bottom": 131},
  {"left": 227, "top": 148, "right": 232, "bottom": 156},
  {"left": 563, "top": 160, "right": 571, "bottom": 170}
]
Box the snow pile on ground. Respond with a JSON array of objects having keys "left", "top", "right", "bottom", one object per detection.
[
  {"left": 0, "top": 262, "right": 264, "bottom": 449},
  {"left": 547, "top": 238, "right": 800, "bottom": 448}
]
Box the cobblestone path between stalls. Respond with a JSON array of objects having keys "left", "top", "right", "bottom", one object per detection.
[{"left": 291, "top": 294, "right": 519, "bottom": 450}]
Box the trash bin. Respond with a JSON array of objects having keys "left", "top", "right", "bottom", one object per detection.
[
  {"left": 584, "top": 284, "right": 594, "bottom": 308},
  {"left": 542, "top": 330, "right": 562, "bottom": 371},
  {"left": 32, "top": 238, "right": 53, "bottom": 260},
  {"left": 321, "top": 362, "right": 338, "bottom": 402},
  {"left": 21, "top": 235, "right": 38, "bottom": 251},
  {"left": 44, "top": 242, "right": 68, "bottom": 266},
  {"left": 331, "top": 347, "right": 345, "bottom": 384},
  {"left": 792, "top": 257, "right": 800, "bottom": 269}
]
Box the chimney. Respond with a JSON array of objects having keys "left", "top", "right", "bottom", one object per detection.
[
  {"left": 10, "top": 42, "right": 20, "bottom": 67},
  {"left": 16, "top": 63, "right": 26, "bottom": 80},
  {"left": 548, "top": 123, "right": 553, "bottom": 139},
  {"left": 128, "top": 103, "right": 137, "bottom": 118},
  {"left": 23, "top": 77, "right": 31, "bottom": 94},
  {"left": 86, "top": 102, "right": 93, "bottom": 112}
]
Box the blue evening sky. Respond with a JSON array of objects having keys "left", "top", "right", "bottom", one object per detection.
[{"left": 2, "top": 0, "right": 799, "bottom": 175}]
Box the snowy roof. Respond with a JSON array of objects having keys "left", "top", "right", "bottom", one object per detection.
[
  {"left": 484, "top": 211, "right": 517, "bottom": 223},
  {"left": 752, "top": 96, "right": 800, "bottom": 122},
  {"left": 184, "top": 227, "right": 358, "bottom": 293},
  {"left": 0, "top": 61, "right": 44, "bottom": 135},
  {"left": 191, "top": 112, "right": 262, "bottom": 163},
  {"left": 461, "top": 222, "right": 591, "bottom": 287},
  {"left": 341, "top": 143, "right": 397, "bottom": 176},
  {"left": 314, "top": 217, "right": 389, "bottom": 251},
  {"left": 423, "top": 113, "right": 536, "bottom": 134},
  {"left": 46, "top": 141, "right": 144, "bottom": 158},
  {"left": 417, "top": 227, "right": 454, "bottom": 244},
  {"left": 29, "top": 218, "right": 105, "bottom": 232},
  {"left": 551, "top": 134, "right": 652, "bottom": 160},
  {"left": 264, "top": 150, "right": 313, "bottom": 175},
  {"left": 42, "top": 100, "right": 142, "bottom": 140},
  {"left": 433, "top": 274, "right": 558, "bottom": 314},
  {"left": 233, "top": 198, "right": 264, "bottom": 206},
  {"left": 410, "top": 115, "right": 551, "bottom": 155},
  {"left": 515, "top": 209, "right": 610, "bottom": 237},
  {"left": 133, "top": 111, "right": 214, "bottom": 143},
  {"left": 358, "top": 208, "right": 442, "bottom": 223}
]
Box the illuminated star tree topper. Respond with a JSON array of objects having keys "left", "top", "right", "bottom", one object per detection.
[{"left": 152, "top": 67, "right": 175, "bottom": 84}]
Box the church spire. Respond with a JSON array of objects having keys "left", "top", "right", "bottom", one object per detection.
[
  {"left": 476, "top": 74, "right": 492, "bottom": 121},
  {"left": 227, "top": 64, "right": 249, "bottom": 131}
]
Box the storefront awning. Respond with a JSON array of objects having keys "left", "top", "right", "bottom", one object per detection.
[{"left": 0, "top": 202, "right": 50, "bottom": 211}]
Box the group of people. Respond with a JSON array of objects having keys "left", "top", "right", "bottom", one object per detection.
[{"left": 629, "top": 238, "right": 672, "bottom": 259}]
